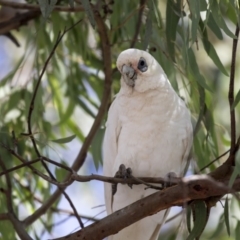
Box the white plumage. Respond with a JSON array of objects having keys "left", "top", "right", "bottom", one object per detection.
[{"left": 103, "top": 48, "right": 192, "bottom": 240}]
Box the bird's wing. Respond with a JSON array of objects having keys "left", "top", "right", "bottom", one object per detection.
[{"left": 103, "top": 97, "right": 121, "bottom": 214}]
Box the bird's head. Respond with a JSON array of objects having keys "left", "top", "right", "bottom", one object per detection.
[{"left": 116, "top": 48, "right": 167, "bottom": 93}]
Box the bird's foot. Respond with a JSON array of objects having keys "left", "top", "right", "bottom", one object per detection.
[
  {"left": 164, "top": 172, "right": 178, "bottom": 188},
  {"left": 112, "top": 164, "right": 133, "bottom": 196}
]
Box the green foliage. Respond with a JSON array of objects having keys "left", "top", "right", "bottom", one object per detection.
[
  {"left": 50, "top": 135, "right": 76, "bottom": 144},
  {"left": 224, "top": 196, "right": 231, "bottom": 236},
  {"left": 0, "top": 0, "right": 240, "bottom": 239},
  {"left": 187, "top": 201, "right": 207, "bottom": 240}
]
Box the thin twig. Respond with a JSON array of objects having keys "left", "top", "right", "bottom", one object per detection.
[
  {"left": 165, "top": 210, "right": 183, "bottom": 223},
  {"left": 42, "top": 156, "right": 73, "bottom": 172},
  {"left": 0, "top": 156, "right": 33, "bottom": 240},
  {"left": 0, "top": 0, "right": 84, "bottom": 12},
  {"left": 199, "top": 149, "right": 230, "bottom": 172},
  {"left": 0, "top": 147, "right": 74, "bottom": 175},
  {"left": 228, "top": 24, "right": 239, "bottom": 162},
  {"left": 111, "top": 4, "right": 144, "bottom": 32},
  {"left": 51, "top": 208, "right": 100, "bottom": 222},
  {"left": 1, "top": 19, "right": 84, "bottom": 228},
  {"left": 0, "top": 144, "right": 178, "bottom": 187},
  {"left": 0, "top": 142, "right": 83, "bottom": 228},
  {"left": 130, "top": 0, "right": 147, "bottom": 48},
  {"left": 8, "top": 214, "right": 33, "bottom": 240},
  {"left": 23, "top": 18, "right": 84, "bottom": 229},
  {"left": 0, "top": 9, "right": 40, "bottom": 35},
  {"left": 0, "top": 156, "right": 14, "bottom": 213},
  {"left": 27, "top": 18, "right": 83, "bottom": 157},
  {"left": 72, "top": 173, "right": 169, "bottom": 186},
  {"left": 0, "top": 158, "right": 41, "bottom": 177},
  {"left": 129, "top": 174, "right": 163, "bottom": 190},
  {"left": 23, "top": 10, "right": 113, "bottom": 227},
  {"left": 51, "top": 176, "right": 240, "bottom": 240}
]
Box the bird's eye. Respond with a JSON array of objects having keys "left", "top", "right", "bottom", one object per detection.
[{"left": 137, "top": 57, "right": 148, "bottom": 72}]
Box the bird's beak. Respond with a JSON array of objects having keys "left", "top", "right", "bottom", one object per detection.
[{"left": 121, "top": 65, "right": 137, "bottom": 87}]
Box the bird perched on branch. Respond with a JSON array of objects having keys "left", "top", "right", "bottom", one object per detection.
[{"left": 103, "top": 48, "right": 192, "bottom": 240}]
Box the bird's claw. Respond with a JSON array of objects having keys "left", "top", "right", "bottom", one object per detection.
[
  {"left": 126, "top": 167, "right": 133, "bottom": 188},
  {"left": 112, "top": 164, "right": 133, "bottom": 196}
]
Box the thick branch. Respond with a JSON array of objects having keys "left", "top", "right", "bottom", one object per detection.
[
  {"left": 8, "top": 214, "right": 33, "bottom": 240},
  {"left": 52, "top": 175, "right": 240, "bottom": 240}
]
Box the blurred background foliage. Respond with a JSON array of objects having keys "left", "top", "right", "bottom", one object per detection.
[{"left": 0, "top": 0, "right": 240, "bottom": 239}]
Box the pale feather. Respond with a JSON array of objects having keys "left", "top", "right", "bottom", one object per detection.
[{"left": 103, "top": 49, "right": 192, "bottom": 240}]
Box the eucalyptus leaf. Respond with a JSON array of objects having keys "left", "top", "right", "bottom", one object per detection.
[
  {"left": 186, "top": 201, "right": 207, "bottom": 240},
  {"left": 38, "top": 0, "right": 57, "bottom": 20},
  {"left": 90, "top": 127, "right": 105, "bottom": 170},
  {"left": 0, "top": 1, "right": 239, "bottom": 238},
  {"left": 152, "top": 0, "right": 162, "bottom": 28},
  {"left": 231, "top": 89, "right": 240, "bottom": 110},
  {"left": 55, "top": 166, "right": 67, "bottom": 182},
  {"left": 206, "top": 13, "right": 223, "bottom": 40},
  {"left": 0, "top": 56, "right": 24, "bottom": 87},
  {"left": 209, "top": 214, "right": 225, "bottom": 238},
  {"left": 166, "top": 0, "right": 181, "bottom": 61},
  {"left": 224, "top": 196, "right": 231, "bottom": 236},
  {"left": 199, "top": 18, "right": 228, "bottom": 76},
  {"left": 69, "top": 0, "right": 75, "bottom": 8},
  {"left": 143, "top": 1, "right": 153, "bottom": 50},
  {"left": 210, "top": 0, "right": 236, "bottom": 39},
  {"left": 57, "top": 101, "right": 75, "bottom": 125},
  {"left": 189, "top": 0, "right": 200, "bottom": 43},
  {"left": 199, "top": 0, "right": 207, "bottom": 11},
  {"left": 202, "top": 39, "right": 229, "bottom": 76},
  {"left": 229, "top": 151, "right": 240, "bottom": 187},
  {"left": 187, "top": 48, "right": 212, "bottom": 92},
  {"left": 236, "top": 221, "right": 240, "bottom": 239},
  {"left": 51, "top": 135, "right": 76, "bottom": 144},
  {"left": 81, "top": 0, "right": 96, "bottom": 28},
  {"left": 228, "top": 167, "right": 239, "bottom": 188},
  {"left": 186, "top": 205, "right": 192, "bottom": 233}
]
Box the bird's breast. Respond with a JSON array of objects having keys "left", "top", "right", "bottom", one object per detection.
[{"left": 114, "top": 91, "right": 187, "bottom": 177}]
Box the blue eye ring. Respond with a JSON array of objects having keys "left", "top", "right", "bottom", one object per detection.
[{"left": 137, "top": 57, "right": 148, "bottom": 72}]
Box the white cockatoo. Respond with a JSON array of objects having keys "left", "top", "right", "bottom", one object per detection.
[{"left": 103, "top": 48, "right": 192, "bottom": 240}]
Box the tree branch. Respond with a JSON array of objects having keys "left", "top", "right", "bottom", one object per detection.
[
  {"left": 0, "top": 0, "right": 84, "bottom": 12},
  {"left": 0, "top": 157, "right": 33, "bottom": 240},
  {"left": 51, "top": 175, "right": 240, "bottom": 240},
  {"left": 228, "top": 24, "right": 239, "bottom": 163},
  {"left": 0, "top": 156, "right": 14, "bottom": 213},
  {"left": 0, "top": 1, "right": 86, "bottom": 36},
  {"left": 0, "top": 143, "right": 169, "bottom": 189},
  {"left": 23, "top": 10, "right": 112, "bottom": 227},
  {"left": 22, "top": 18, "right": 85, "bottom": 229},
  {"left": 8, "top": 214, "right": 33, "bottom": 240},
  {"left": 0, "top": 9, "right": 40, "bottom": 35}
]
